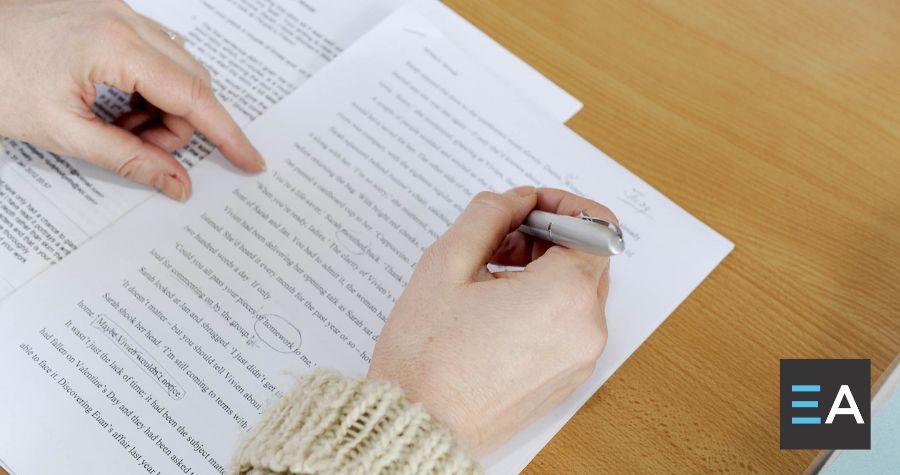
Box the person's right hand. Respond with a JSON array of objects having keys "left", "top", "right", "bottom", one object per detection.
[
  {"left": 0, "top": 0, "right": 264, "bottom": 201},
  {"left": 369, "top": 187, "right": 614, "bottom": 456}
]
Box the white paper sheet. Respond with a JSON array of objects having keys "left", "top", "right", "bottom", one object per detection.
[
  {"left": 0, "top": 5, "right": 730, "bottom": 475},
  {"left": 0, "top": 0, "right": 580, "bottom": 300}
]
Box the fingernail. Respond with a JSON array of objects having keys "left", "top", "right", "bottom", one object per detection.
[
  {"left": 510, "top": 185, "right": 536, "bottom": 197},
  {"left": 178, "top": 182, "right": 188, "bottom": 202},
  {"left": 253, "top": 148, "right": 267, "bottom": 172},
  {"left": 156, "top": 175, "right": 189, "bottom": 202}
]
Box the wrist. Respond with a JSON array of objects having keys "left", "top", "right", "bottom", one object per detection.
[
  {"left": 236, "top": 370, "right": 481, "bottom": 474},
  {"left": 369, "top": 360, "right": 483, "bottom": 455}
]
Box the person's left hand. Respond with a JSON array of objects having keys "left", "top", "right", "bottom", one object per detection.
[{"left": 0, "top": 0, "right": 265, "bottom": 201}]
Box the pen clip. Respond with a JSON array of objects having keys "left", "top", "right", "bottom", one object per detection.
[{"left": 579, "top": 212, "right": 624, "bottom": 241}]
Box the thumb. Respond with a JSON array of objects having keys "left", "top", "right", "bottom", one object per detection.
[
  {"left": 433, "top": 187, "right": 536, "bottom": 281},
  {"left": 58, "top": 117, "right": 191, "bottom": 201}
]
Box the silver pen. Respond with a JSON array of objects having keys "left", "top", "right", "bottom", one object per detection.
[{"left": 518, "top": 210, "right": 625, "bottom": 256}]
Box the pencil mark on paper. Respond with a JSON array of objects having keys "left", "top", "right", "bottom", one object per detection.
[
  {"left": 402, "top": 28, "right": 428, "bottom": 38},
  {"left": 90, "top": 313, "right": 185, "bottom": 400},
  {"left": 254, "top": 314, "right": 303, "bottom": 355},
  {"left": 618, "top": 188, "right": 654, "bottom": 220},
  {"left": 335, "top": 228, "right": 368, "bottom": 256}
]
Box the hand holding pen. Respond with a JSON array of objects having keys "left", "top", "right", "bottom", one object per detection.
[{"left": 370, "top": 186, "right": 619, "bottom": 455}]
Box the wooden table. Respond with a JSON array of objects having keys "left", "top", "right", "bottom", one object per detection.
[
  {"left": 2, "top": 2, "right": 898, "bottom": 474},
  {"left": 441, "top": 0, "right": 900, "bottom": 473}
]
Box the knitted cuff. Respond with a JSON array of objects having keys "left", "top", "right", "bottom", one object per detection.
[{"left": 232, "top": 370, "right": 482, "bottom": 475}]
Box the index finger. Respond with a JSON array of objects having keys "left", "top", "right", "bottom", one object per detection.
[
  {"left": 528, "top": 189, "right": 614, "bottom": 279},
  {"left": 491, "top": 188, "right": 618, "bottom": 268},
  {"left": 535, "top": 188, "right": 619, "bottom": 225},
  {"left": 113, "top": 44, "right": 264, "bottom": 171}
]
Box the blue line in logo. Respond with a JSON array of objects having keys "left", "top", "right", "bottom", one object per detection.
[
  {"left": 791, "top": 400, "right": 818, "bottom": 408},
  {"left": 791, "top": 417, "right": 822, "bottom": 424},
  {"left": 791, "top": 385, "right": 820, "bottom": 392}
]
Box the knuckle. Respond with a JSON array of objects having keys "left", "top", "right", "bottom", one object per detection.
[
  {"left": 115, "top": 156, "right": 140, "bottom": 179},
  {"left": 95, "top": 15, "right": 137, "bottom": 46},
  {"left": 472, "top": 190, "right": 501, "bottom": 204},
  {"left": 190, "top": 74, "right": 215, "bottom": 108},
  {"left": 89, "top": 17, "right": 141, "bottom": 74},
  {"left": 115, "top": 154, "right": 150, "bottom": 183},
  {"left": 470, "top": 191, "right": 507, "bottom": 214},
  {"left": 105, "top": 0, "right": 136, "bottom": 14}
]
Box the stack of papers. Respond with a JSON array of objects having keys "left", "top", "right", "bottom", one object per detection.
[{"left": 0, "top": 1, "right": 732, "bottom": 474}]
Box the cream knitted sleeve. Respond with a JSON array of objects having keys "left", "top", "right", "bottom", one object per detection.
[{"left": 231, "top": 370, "right": 482, "bottom": 475}]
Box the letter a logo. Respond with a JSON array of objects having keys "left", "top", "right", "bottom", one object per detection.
[
  {"left": 826, "top": 385, "right": 864, "bottom": 424},
  {"left": 780, "top": 359, "right": 870, "bottom": 449}
]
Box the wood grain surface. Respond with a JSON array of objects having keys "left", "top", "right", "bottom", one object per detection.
[
  {"left": 439, "top": 0, "right": 900, "bottom": 473},
  {"left": 4, "top": 1, "right": 900, "bottom": 474}
]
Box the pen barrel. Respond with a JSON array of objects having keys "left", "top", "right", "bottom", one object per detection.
[{"left": 519, "top": 210, "right": 624, "bottom": 256}]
